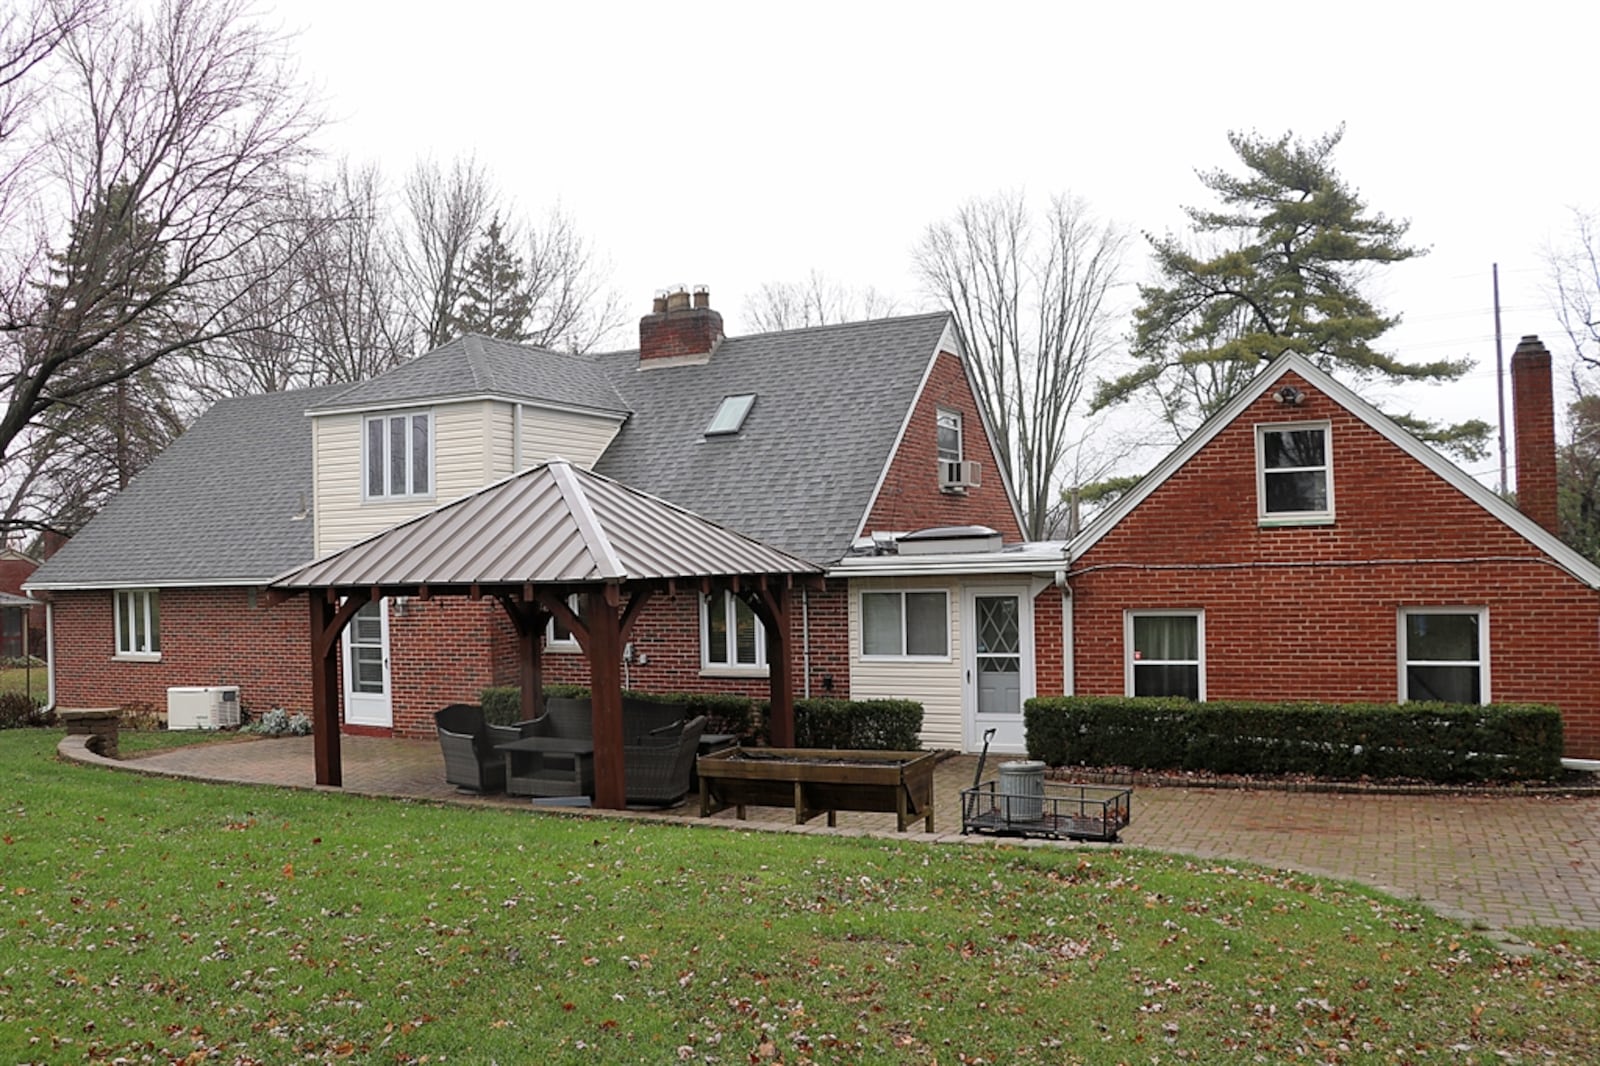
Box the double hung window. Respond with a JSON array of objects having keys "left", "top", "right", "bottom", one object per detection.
[
  {"left": 1126, "top": 611, "right": 1202, "bottom": 700},
  {"left": 1400, "top": 609, "right": 1487, "bottom": 704},
  {"left": 1257, "top": 423, "right": 1332, "bottom": 521}
]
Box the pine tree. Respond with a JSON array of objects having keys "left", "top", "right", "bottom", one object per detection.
[
  {"left": 1095, "top": 126, "right": 1487, "bottom": 458},
  {"left": 450, "top": 215, "right": 533, "bottom": 341}
]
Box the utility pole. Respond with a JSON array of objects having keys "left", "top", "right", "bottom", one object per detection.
[{"left": 1494, "top": 263, "right": 1508, "bottom": 495}]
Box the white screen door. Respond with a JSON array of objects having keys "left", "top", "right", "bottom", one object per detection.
[
  {"left": 966, "top": 589, "right": 1032, "bottom": 753},
  {"left": 342, "top": 599, "right": 392, "bottom": 728}
]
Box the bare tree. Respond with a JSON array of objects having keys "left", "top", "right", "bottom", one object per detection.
[
  {"left": 0, "top": 0, "right": 321, "bottom": 536},
  {"left": 398, "top": 155, "right": 495, "bottom": 351},
  {"left": 1549, "top": 208, "right": 1600, "bottom": 384},
  {"left": 914, "top": 191, "right": 1125, "bottom": 539},
  {"left": 177, "top": 160, "right": 410, "bottom": 402},
  {"left": 742, "top": 269, "right": 900, "bottom": 333},
  {"left": 521, "top": 204, "right": 623, "bottom": 352}
]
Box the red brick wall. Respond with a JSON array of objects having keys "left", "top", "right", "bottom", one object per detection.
[
  {"left": 1068, "top": 371, "right": 1600, "bottom": 758},
  {"left": 387, "top": 598, "right": 518, "bottom": 737},
  {"left": 540, "top": 581, "right": 853, "bottom": 703},
  {"left": 50, "top": 587, "right": 314, "bottom": 717},
  {"left": 862, "top": 351, "right": 1024, "bottom": 540},
  {"left": 1033, "top": 587, "right": 1065, "bottom": 698}
]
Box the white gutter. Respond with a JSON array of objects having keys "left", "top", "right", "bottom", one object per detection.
[{"left": 1563, "top": 758, "right": 1600, "bottom": 772}]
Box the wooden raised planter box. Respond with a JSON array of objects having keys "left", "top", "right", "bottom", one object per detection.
[{"left": 697, "top": 747, "right": 938, "bottom": 833}]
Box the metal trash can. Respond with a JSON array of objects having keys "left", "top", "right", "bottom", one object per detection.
[{"left": 997, "top": 760, "right": 1046, "bottom": 822}]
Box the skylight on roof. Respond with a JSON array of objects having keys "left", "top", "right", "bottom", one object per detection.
[{"left": 706, "top": 394, "right": 756, "bottom": 436}]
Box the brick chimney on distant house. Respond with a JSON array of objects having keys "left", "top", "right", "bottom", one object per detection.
[
  {"left": 1511, "top": 334, "right": 1559, "bottom": 535},
  {"left": 639, "top": 285, "right": 723, "bottom": 366}
]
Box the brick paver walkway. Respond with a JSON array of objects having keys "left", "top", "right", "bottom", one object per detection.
[{"left": 104, "top": 736, "right": 1600, "bottom": 932}]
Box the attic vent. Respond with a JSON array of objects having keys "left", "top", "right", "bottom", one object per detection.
[{"left": 706, "top": 394, "right": 756, "bottom": 436}]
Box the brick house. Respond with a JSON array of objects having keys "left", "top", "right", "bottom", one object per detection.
[
  {"left": 1056, "top": 338, "right": 1600, "bottom": 759},
  {"left": 27, "top": 289, "right": 1056, "bottom": 751},
  {"left": 25, "top": 285, "right": 1600, "bottom": 760}
]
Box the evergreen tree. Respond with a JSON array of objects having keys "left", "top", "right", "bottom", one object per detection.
[
  {"left": 1559, "top": 394, "right": 1600, "bottom": 563},
  {"left": 1095, "top": 126, "right": 1488, "bottom": 458},
  {"left": 450, "top": 215, "right": 533, "bottom": 341}
]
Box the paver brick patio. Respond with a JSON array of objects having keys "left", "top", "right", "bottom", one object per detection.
[{"left": 100, "top": 735, "right": 1600, "bottom": 932}]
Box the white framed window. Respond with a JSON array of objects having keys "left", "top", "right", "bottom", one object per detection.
[
  {"left": 1400, "top": 608, "right": 1488, "bottom": 705},
  {"left": 1256, "top": 421, "right": 1332, "bottom": 522},
  {"left": 545, "top": 593, "right": 583, "bottom": 652},
  {"left": 363, "top": 410, "right": 433, "bottom": 500},
  {"left": 1125, "top": 610, "right": 1203, "bottom": 700},
  {"left": 936, "top": 409, "right": 963, "bottom": 464},
  {"left": 861, "top": 590, "right": 949, "bottom": 659},
  {"left": 701, "top": 590, "right": 766, "bottom": 671},
  {"left": 114, "top": 589, "right": 161, "bottom": 660}
]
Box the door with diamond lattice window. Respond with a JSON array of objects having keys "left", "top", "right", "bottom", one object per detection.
[{"left": 965, "top": 588, "right": 1032, "bottom": 753}]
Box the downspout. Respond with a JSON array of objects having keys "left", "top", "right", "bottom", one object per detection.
[
  {"left": 42, "top": 599, "right": 56, "bottom": 714},
  {"left": 801, "top": 586, "right": 811, "bottom": 699}
]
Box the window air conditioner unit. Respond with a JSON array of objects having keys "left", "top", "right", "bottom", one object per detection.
[
  {"left": 166, "top": 686, "right": 241, "bottom": 730},
  {"left": 939, "top": 459, "right": 981, "bottom": 493}
]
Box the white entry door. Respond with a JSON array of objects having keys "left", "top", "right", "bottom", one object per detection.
[
  {"left": 343, "top": 599, "right": 392, "bottom": 728},
  {"left": 965, "top": 588, "right": 1032, "bottom": 754}
]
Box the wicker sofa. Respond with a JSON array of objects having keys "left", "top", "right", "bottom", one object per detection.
[{"left": 434, "top": 704, "right": 505, "bottom": 793}]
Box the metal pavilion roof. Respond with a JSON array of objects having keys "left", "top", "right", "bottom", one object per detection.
[{"left": 270, "top": 460, "right": 823, "bottom": 591}]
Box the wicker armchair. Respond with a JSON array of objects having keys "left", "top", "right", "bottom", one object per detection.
[
  {"left": 624, "top": 715, "right": 706, "bottom": 806},
  {"left": 435, "top": 704, "right": 505, "bottom": 793}
]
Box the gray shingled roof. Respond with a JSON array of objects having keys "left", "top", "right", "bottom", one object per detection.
[
  {"left": 591, "top": 313, "right": 951, "bottom": 562},
  {"left": 27, "top": 385, "right": 346, "bottom": 588},
  {"left": 29, "top": 313, "right": 952, "bottom": 588},
  {"left": 273, "top": 460, "right": 821, "bottom": 590},
  {"left": 310, "top": 334, "right": 629, "bottom": 416}
]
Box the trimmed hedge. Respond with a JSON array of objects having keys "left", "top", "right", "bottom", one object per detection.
[
  {"left": 480, "top": 686, "right": 759, "bottom": 737},
  {"left": 480, "top": 688, "right": 925, "bottom": 751},
  {"left": 789, "top": 698, "right": 924, "bottom": 751},
  {"left": 1024, "top": 696, "right": 1565, "bottom": 783}
]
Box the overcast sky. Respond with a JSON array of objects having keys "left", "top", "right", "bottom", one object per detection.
[{"left": 276, "top": 0, "right": 1595, "bottom": 485}]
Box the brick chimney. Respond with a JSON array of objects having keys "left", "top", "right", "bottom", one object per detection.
[
  {"left": 638, "top": 284, "right": 723, "bottom": 366},
  {"left": 1510, "top": 334, "right": 1558, "bottom": 535}
]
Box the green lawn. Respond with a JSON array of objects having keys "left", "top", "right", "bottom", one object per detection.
[
  {"left": 0, "top": 665, "right": 45, "bottom": 699},
  {"left": 1, "top": 728, "right": 1597, "bottom": 1064}
]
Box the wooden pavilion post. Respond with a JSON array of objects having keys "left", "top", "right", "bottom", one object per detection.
[
  {"left": 497, "top": 594, "right": 547, "bottom": 724},
  {"left": 586, "top": 585, "right": 627, "bottom": 809},
  {"left": 754, "top": 584, "right": 796, "bottom": 748},
  {"left": 309, "top": 595, "right": 343, "bottom": 787},
  {"left": 306, "top": 590, "right": 371, "bottom": 788}
]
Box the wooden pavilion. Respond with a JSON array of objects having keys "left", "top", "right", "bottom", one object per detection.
[{"left": 269, "top": 460, "right": 823, "bottom": 809}]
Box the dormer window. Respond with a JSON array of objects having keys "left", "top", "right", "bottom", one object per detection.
[
  {"left": 706, "top": 394, "right": 756, "bottom": 436},
  {"left": 364, "top": 411, "right": 432, "bottom": 500},
  {"left": 1257, "top": 422, "right": 1332, "bottom": 523}
]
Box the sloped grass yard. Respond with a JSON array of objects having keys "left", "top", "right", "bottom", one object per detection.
[{"left": 2, "top": 731, "right": 1597, "bottom": 1064}]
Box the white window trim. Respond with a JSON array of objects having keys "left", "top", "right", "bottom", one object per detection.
[
  {"left": 1123, "top": 609, "right": 1205, "bottom": 700},
  {"left": 362, "top": 409, "right": 435, "bottom": 502},
  {"left": 113, "top": 588, "right": 161, "bottom": 661},
  {"left": 1256, "top": 420, "right": 1334, "bottom": 526},
  {"left": 544, "top": 593, "right": 582, "bottom": 654},
  {"left": 700, "top": 590, "right": 769, "bottom": 676},
  {"left": 859, "top": 588, "right": 952, "bottom": 661},
  {"left": 1398, "top": 607, "right": 1489, "bottom": 705},
  {"left": 936, "top": 408, "right": 963, "bottom": 464}
]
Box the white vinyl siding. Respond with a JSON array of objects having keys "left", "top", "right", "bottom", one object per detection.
[
  {"left": 517, "top": 406, "right": 624, "bottom": 471},
  {"left": 849, "top": 577, "right": 963, "bottom": 748},
  {"left": 315, "top": 402, "right": 497, "bottom": 556}
]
